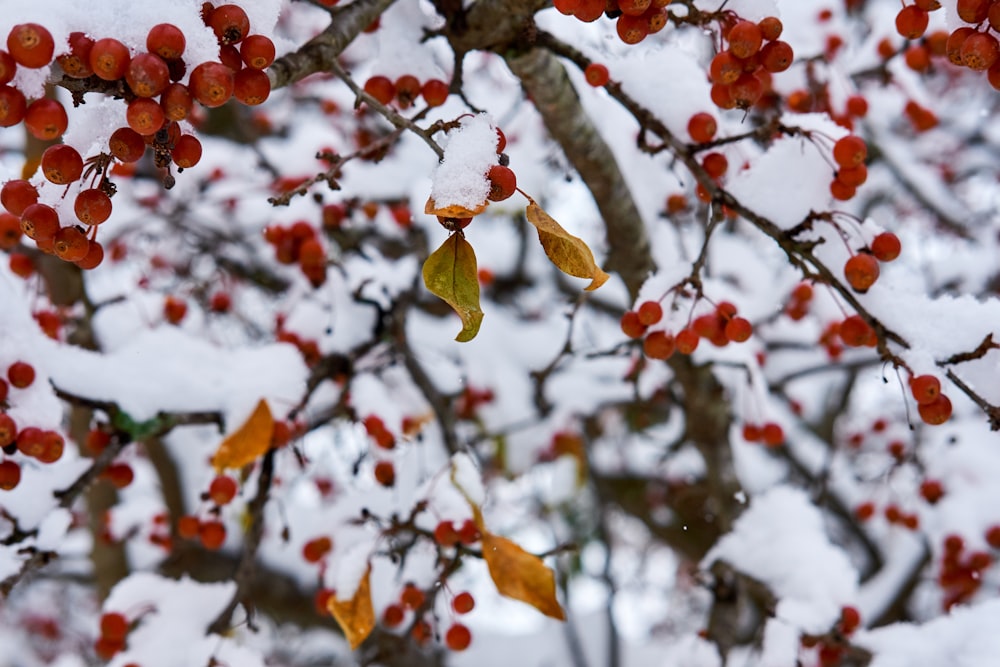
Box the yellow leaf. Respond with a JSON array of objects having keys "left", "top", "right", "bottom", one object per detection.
[
  {"left": 328, "top": 567, "right": 375, "bottom": 650},
  {"left": 422, "top": 234, "right": 484, "bottom": 342},
  {"left": 424, "top": 196, "right": 488, "bottom": 219},
  {"left": 524, "top": 199, "right": 609, "bottom": 291},
  {"left": 481, "top": 532, "right": 566, "bottom": 620},
  {"left": 210, "top": 399, "right": 274, "bottom": 471}
]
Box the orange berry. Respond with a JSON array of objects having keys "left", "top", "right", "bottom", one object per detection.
[
  {"left": 452, "top": 591, "right": 475, "bottom": 614},
  {"left": 177, "top": 515, "right": 200, "bottom": 539},
  {"left": 675, "top": 328, "right": 699, "bottom": 354},
  {"left": 727, "top": 21, "right": 763, "bottom": 59},
  {"left": 761, "top": 422, "right": 784, "bottom": 447},
  {"left": 910, "top": 374, "right": 941, "bottom": 405},
  {"left": 189, "top": 62, "right": 235, "bottom": 108},
  {"left": 363, "top": 75, "right": 395, "bottom": 105},
  {"left": 687, "top": 112, "right": 717, "bottom": 143},
  {"left": 0, "top": 460, "right": 21, "bottom": 490},
  {"left": 208, "top": 475, "right": 238, "bottom": 505},
  {"left": 636, "top": 300, "right": 663, "bottom": 325},
  {"left": 302, "top": 536, "right": 333, "bottom": 563},
  {"left": 621, "top": 311, "right": 646, "bottom": 339},
  {"left": 844, "top": 254, "right": 879, "bottom": 292},
  {"left": 487, "top": 164, "right": 517, "bottom": 202},
  {"left": 643, "top": 330, "right": 675, "bottom": 359},
  {"left": 7, "top": 23, "right": 54, "bottom": 69},
  {"left": 871, "top": 232, "right": 901, "bottom": 262},
  {"left": 382, "top": 603, "right": 404, "bottom": 627},
  {"left": 445, "top": 623, "right": 472, "bottom": 651},
  {"left": 584, "top": 62, "right": 609, "bottom": 86},
  {"left": 724, "top": 317, "right": 752, "bottom": 342},
  {"left": 400, "top": 582, "right": 425, "bottom": 610},
  {"left": 833, "top": 135, "right": 867, "bottom": 169},
  {"left": 895, "top": 6, "right": 929, "bottom": 40},
  {"left": 199, "top": 520, "right": 227, "bottom": 550},
  {"left": 7, "top": 361, "right": 35, "bottom": 388}
]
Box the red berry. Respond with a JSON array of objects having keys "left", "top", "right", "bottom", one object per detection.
[
  {"left": 840, "top": 606, "right": 861, "bottom": 634},
  {"left": 171, "top": 134, "right": 203, "bottom": 169},
  {"left": 7, "top": 361, "right": 35, "bottom": 389},
  {"left": 920, "top": 479, "right": 945, "bottom": 504},
  {"left": 918, "top": 394, "right": 952, "bottom": 425},
  {"left": 109, "top": 127, "right": 146, "bottom": 163},
  {"left": 702, "top": 152, "right": 728, "bottom": 179},
  {"left": 457, "top": 518, "right": 481, "bottom": 544},
  {"left": 199, "top": 520, "right": 227, "bottom": 550},
  {"left": 833, "top": 135, "right": 867, "bottom": 169},
  {"left": 620, "top": 311, "right": 646, "bottom": 339},
  {"left": 177, "top": 515, "right": 200, "bottom": 539},
  {"left": 400, "top": 582, "right": 424, "bottom": 610},
  {"left": 871, "top": 232, "right": 901, "bottom": 262},
  {"left": 2, "top": 179, "right": 38, "bottom": 216},
  {"left": 233, "top": 67, "right": 271, "bottom": 105},
  {"left": 0, "top": 50, "right": 14, "bottom": 85},
  {"left": 208, "top": 475, "right": 238, "bottom": 505},
  {"left": 958, "top": 0, "right": 990, "bottom": 23},
  {"left": 0, "top": 460, "right": 20, "bottom": 490},
  {"left": 758, "top": 17, "right": 783, "bottom": 41},
  {"left": 985, "top": 525, "right": 1000, "bottom": 549},
  {"left": 840, "top": 315, "right": 876, "bottom": 348},
  {"left": 854, "top": 501, "right": 875, "bottom": 521},
  {"left": 487, "top": 164, "right": 517, "bottom": 202},
  {"left": 24, "top": 98, "right": 67, "bottom": 140},
  {"left": 302, "top": 536, "right": 333, "bottom": 562},
  {"left": 57, "top": 32, "right": 94, "bottom": 78},
  {"left": 7, "top": 23, "right": 54, "bottom": 69},
  {"left": 637, "top": 300, "right": 663, "bottom": 326},
  {"left": 0, "top": 85, "right": 26, "bottom": 127},
  {"left": 164, "top": 296, "right": 188, "bottom": 325},
  {"left": 382, "top": 603, "right": 404, "bottom": 627},
  {"left": 961, "top": 32, "right": 1000, "bottom": 71},
  {"left": 616, "top": 13, "right": 649, "bottom": 44},
  {"left": 240, "top": 35, "right": 275, "bottom": 69},
  {"left": 760, "top": 40, "right": 794, "bottom": 73},
  {"left": 54, "top": 226, "right": 90, "bottom": 262},
  {"left": 89, "top": 38, "right": 130, "bottom": 81},
  {"left": 687, "top": 112, "right": 717, "bottom": 143},
  {"left": 724, "top": 317, "right": 752, "bottom": 342},
  {"left": 421, "top": 79, "right": 450, "bottom": 107},
  {"left": 434, "top": 520, "right": 460, "bottom": 547},
  {"left": 74, "top": 189, "right": 113, "bottom": 225},
  {"left": 100, "top": 612, "right": 129, "bottom": 641},
  {"left": 210, "top": 5, "right": 251, "bottom": 45},
  {"left": 189, "top": 62, "right": 235, "bottom": 108},
  {"left": 452, "top": 591, "right": 475, "bottom": 614},
  {"left": 126, "top": 98, "right": 166, "bottom": 136},
  {"left": 584, "top": 62, "right": 609, "bottom": 86},
  {"left": 374, "top": 460, "right": 395, "bottom": 487},
  {"left": 363, "top": 75, "right": 395, "bottom": 105},
  {"left": 0, "top": 413, "right": 15, "bottom": 448},
  {"left": 909, "top": 375, "right": 941, "bottom": 405},
  {"left": 728, "top": 21, "right": 764, "bottom": 59},
  {"left": 147, "top": 23, "right": 186, "bottom": 60},
  {"left": 643, "top": 330, "right": 675, "bottom": 360},
  {"left": 761, "top": 422, "right": 784, "bottom": 447},
  {"left": 445, "top": 623, "right": 472, "bottom": 651},
  {"left": 895, "top": 6, "right": 929, "bottom": 40},
  {"left": 41, "top": 144, "right": 83, "bottom": 185},
  {"left": 844, "top": 254, "right": 880, "bottom": 292},
  {"left": 675, "top": 328, "right": 699, "bottom": 354},
  {"left": 104, "top": 463, "right": 134, "bottom": 489}
]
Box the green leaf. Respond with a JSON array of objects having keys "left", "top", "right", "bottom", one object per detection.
[
  {"left": 422, "top": 234, "right": 484, "bottom": 342},
  {"left": 524, "top": 199, "right": 609, "bottom": 291}
]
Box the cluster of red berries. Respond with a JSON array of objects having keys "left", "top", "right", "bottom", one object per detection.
[
  {"left": 909, "top": 373, "right": 952, "bottom": 425},
  {"left": 363, "top": 414, "right": 396, "bottom": 450},
  {"left": 852, "top": 500, "right": 920, "bottom": 529},
  {"left": 803, "top": 605, "right": 862, "bottom": 666},
  {"left": 621, "top": 300, "right": 754, "bottom": 360},
  {"left": 741, "top": 421, "right": 785, "bottom": 447},
  {"left": 708, "top": 16, "right": 794, "bottom": 110},
  {"left": 2, "top": 177, "right": 105, "bottom": 269},
  {"left": 362, "top": 74, "right": 450, "bottom": 109},
  {"left": 320, "top": 198, "right": 412, "bottom": 230},
  {"left": 0, "top": 361, "right": 66, "bottom": 491},
  {"left": 0, "top": 7, "right": 276, "bottom": 268},
  {"left": 263, "top": 221, "right": 327, "bottom": 288},
  {"left": 381, "top": 582, "right": 474, "bottom": 650},
  {"left": 554, "top": 0, "right": 670, "bottom": 45},
  {"left": 274, "top": 316, "right": 322, "bottom": 367},
  {"left": 177, "top": 514, "right": 227, "bottom": 550},
  {"left": 94, "top": 611, "right": 131, "bottom": 660},
  {"left": 302, "top": 535, "right": 333, "bottom": 563},
  {"left": 842, "top": 231, "right": 901, "bottom": 293},
  {"left": 938, "top": 533, "right": 993, "bottom": 610},
  {"left": 829, "top": 135, "right": 868, "bottom": 201},
  {"left": 895, "top": 0, "right": 1000, "bottom": 90},
  {"left": 433, "top": 518, "right": 483, "bottom": 548},
  {"left": 784, "top": 282, "right": 814, "bottom": 321}
]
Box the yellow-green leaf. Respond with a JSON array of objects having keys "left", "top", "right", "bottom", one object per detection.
[
  {"left": 422, "top": 234, "right": 483, "bottom": 342},
  {"left": 524, "top": 199, "right": 609, "bottom": 291},
  {"left": 210, "top": 399, "right": 274, "bottom": 471},
  {"left": 481, "top": 531, "right": 566, "bottom": 620},
  {"left": 328, "top": 567, "right": 375, "bottom": 650}
]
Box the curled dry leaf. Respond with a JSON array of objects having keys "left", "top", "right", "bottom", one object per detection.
[
  {"left": 524, "top": 198, "right": 609, "bottom": 291},
  {"left": 328, "top": 566, "right": 375, "bottom": 650},
  {"left": 422, "top": 233, "right": 483, "bottom": 342},
  {"left": 481, "top": 531, "right": 566, "bottom": 620},
  {"left": 210, "top": 399, "right": 274, "bottom": 471},
  {"left": 424, "top": 196, "right": 488, "bottom": 219}
]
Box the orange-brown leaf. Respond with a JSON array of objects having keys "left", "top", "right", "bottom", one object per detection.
[
  {"left": 328, "top": 567, "right": 375, "bottom": 649},
  {"left": 424, "top": 196, "right": 488, "bottom": 219},
  {"left": 422, "top": 234, "right": 483, "bottom": 342},
  {"left": 524, "top": 199, "right": 609, "bottom": 291},
  {"left": 481, "top": 532, "right": 566, "bottom": 620},
  {"left": 210, "top": 399, "right": 274, "bottom": 471}
]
